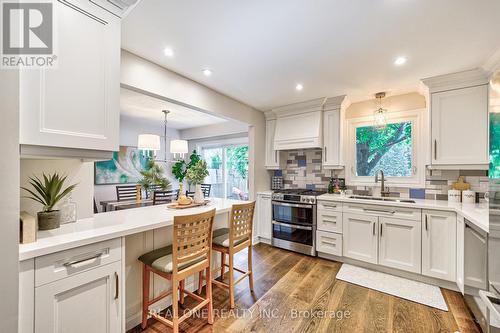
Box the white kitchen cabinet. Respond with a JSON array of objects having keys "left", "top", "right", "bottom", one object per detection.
[
  {"left": 322, "top": 109, "right": 341, "bottom": 168},
  {"left": 257, "top": 193, "right": 273, "bottom": 241},
  {"left": 265, "top": 119, "right": 280, "bottom": 169},
  {"left": 457, "top": 215, "right": 465, "bottom": 294},
  {"left": 35, "top": 261, "right": 122, "bottom": 333},
  {"left": 422, "top": 210, "right": 457, "bottom": 282},
  {"left": 423, "top": 68, "right": 490, "bottom": 167},
  {"left": 273, "top": 111, "right": 323, "bottom": 150},
  {"left": 317, "top": 201, "right": 342, "bottom": 233},
  {"left": 20, "top": 0, "right": 120, "bottom": 152},
  {"left": 464, "top": 221, "right": 488, "bottom": 290},
  {"left": 343, "top": 213, "right": 378, "bottom": 264},
  {"left": 378, "top": 217, "right": 421, "bottom": 274},
  {"left": 316, "top": 230, "right": 343, "bottom": 256}
]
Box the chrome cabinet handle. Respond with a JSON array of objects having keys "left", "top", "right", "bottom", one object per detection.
[
  {"left": 372, "top": 222, "right": 375, "bottom": 235},
  {"left": 324, "top": 146, "right": 327, "bottom": 162},
  {"left": 272, "top": 201, "right": 313, "bottom": 209},
  {"left": 380, "top": 223, "right": 383, "bottom": 237},
  {"left": 63, "top": 253, "right": 103, "bottom": 268},
  {"left": 115, "top": 272, "right": 119, "bottom": 300},
  {"left": 363, "top": 208, "right": 395, "bottom": 215},
  {"left": 272, "top": 221, "right": 312, "bottom": 230},
  {"left": 425, "top": 214, "right": 428, "bottom": 231},
  {"left": 434, "top": 140, "right": 437, "bottom": 160}
]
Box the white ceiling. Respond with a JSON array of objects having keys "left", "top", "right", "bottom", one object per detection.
[
  {"left": 120, "top": 88, "right": 228, "bottom": 129},
  {"left": 122, "top": 0, "right": 500, "bottom": 110}
]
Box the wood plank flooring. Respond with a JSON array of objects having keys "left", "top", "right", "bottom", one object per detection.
[{"left": 128, "top": 243, "right": 480, "bottom": 333}]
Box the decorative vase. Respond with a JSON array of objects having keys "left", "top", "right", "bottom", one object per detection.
[
  {"left": 194, "top": 184, "right": 204, "bottom": 204},
  {"left": 37, "top": 210, "right": 61, "bottom": 230},
  {"left": 177, "top": 183, "right": 192, "bottom": 205}
]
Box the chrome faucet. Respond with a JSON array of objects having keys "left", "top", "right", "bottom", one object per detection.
[{"left": 375, "top": 170, "right": 390, "bottom": 197}]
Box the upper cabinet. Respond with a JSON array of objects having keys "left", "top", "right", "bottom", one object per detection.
[
  {"left": 423, "top": 69, "right": 490, "bottom": 168},
  {"left": 265, "top": 118, "right": 280, "bottom": 169},
  {"left": 322, "top": 95, "right": 346, "bottom": 169},
  {"left": 19, "top": 0, "right": 124, "bottom": 157}
]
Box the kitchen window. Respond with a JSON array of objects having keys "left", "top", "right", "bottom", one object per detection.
[
  {"left": 346, "top": 109, "right": 425, "bottom": 187},
  {"left": 199, "top": 140, "right": 249, "bottom": 200}
]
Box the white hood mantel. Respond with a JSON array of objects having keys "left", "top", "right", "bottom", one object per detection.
[{"left": 267, "top": 96, "right": 346, "bottom": 151}]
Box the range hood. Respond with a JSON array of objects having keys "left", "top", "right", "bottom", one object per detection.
[{"left": 272, "top": 98, "right": 325, "bottom": 150}]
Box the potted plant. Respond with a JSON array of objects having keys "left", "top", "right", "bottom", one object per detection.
[
  {"left": 138, "top": 160, "right": 171, "bottom": 197},
  {"left": 185, "top": 160, "right": 209, "bottom": 204},
  {"left": 21, "top": 173, "right": 77, "bottom": 230},
  {"left": 171, "top": 150, "right": 202, "bottom": 205}
]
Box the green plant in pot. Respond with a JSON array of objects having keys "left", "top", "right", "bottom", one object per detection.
[
  {"left": 171, "top": 150, "right": 202, "bottom": 204},
  {"left": 185, "top": 160, "right": 209, "bottom": 204},
  {"left": 22, "top": 173, "right": 77, "bottom": 230},
  {"left": 138, "top": 160, "right": 171, "bottom": 197}
]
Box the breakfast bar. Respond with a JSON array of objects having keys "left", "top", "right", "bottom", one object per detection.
[{"left": 19, "top": 198, "right": 247, "bottom": 332}]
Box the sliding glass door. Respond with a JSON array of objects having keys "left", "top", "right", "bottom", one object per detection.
[{"left": 201, "top": 144, "right": 249, "bottom": 200}]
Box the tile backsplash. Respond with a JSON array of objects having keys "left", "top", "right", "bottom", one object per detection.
[{"left": 275, "top": 149, "right": 488, "bottom": 200}]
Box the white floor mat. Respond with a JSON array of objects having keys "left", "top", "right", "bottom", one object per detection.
[{"left": 336, "top": 264, "right": 448, "bottom": 311}]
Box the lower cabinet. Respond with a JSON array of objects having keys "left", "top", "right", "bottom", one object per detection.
[
  {"left": 316, "top": 230, "right": 343, "bottom": 256},
  {"left": 342, "top": 213, "right": 378, "bottom": 264},
  {"left": 256, "top": 193, "right": 272, "bottom": 241},
  {"left": 422, "top": 210, "right": 457, "bottom": 282},
  {"left": 35, "top": 261, "right": 122, "bottom": 333},
  {"left": 457, "top": 215, "right": 465, "bottom": 294},
  {"left": 464, "top": 220, "right": 488, "bottom": 289},
  {"left": 378, "top": 217, "right": 421, "bottom": 274}
]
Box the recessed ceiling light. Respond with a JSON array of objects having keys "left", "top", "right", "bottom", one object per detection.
[
  {"left": 163, "top": 47, "right": 174, "bottom": 57},
  {"left": 202, "top": 69, "right": 212, "bottom": 76},
  {"left": 394, "top": 56, "right": 407, "bottom": 66},
  {"left": 295, "top": 84, "right": 303, "bottom": 91}
]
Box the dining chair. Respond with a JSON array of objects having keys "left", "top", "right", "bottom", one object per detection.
[
  {"left": 145, "top": 184, "right": 164, "bottom": 199},
  {"left": 198, "top": 201, "right": 255, "bottom": 309},
  {"left": 138, "top": 209, "right": 215, "bottom": 332},
  {"left": 116, "top": 184, "right": 141, "bottom": 201},
  {"left": 186, "top": 184, "right": 212, "bottom": 198},
  {"left": 153, "top": 190, "right": 179, "bottom": 205}
]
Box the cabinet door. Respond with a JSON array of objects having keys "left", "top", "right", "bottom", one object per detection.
[
  {"left": 343, "top": 213, "right": 378, "bottom": 264},
  {"left": 422, "top": 211, "right": 457, "bottom": 282},
  {"left": 265, "top": 119, "right": 280, "bottom": 169},
  {"left": 431, "top": 85, "right": 488, "bottom": 165},
  {"left": 323, "top": 109, "right": 341, "bottom": 167},
  {"left": 378, "top": 217, "right": 421, "bottom": 273},
  {"left": 457, "top": 215, "right": 465, "bottom": 294},
  {"left": 20, "top": 0, "right": 120, "bottom": 151},
  {"left": 35, "top": 261, "right": 121, "bottom": 333},
  {"left": 317, "top": 210, "right": 342, "bottom": 233},
  {"left": 257, "top": 195, "right": 272, "bottom": 240},
  {"left": 464, "top": 222, "right": 488, "bottom": 289}
]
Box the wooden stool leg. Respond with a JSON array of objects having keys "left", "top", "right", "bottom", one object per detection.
[
  {"left": 141, "top": 265, "right": 150, "bottom": 329},
  {"left": 198, "top": 271, "right": 204, "bottom": 294},
  {"left": 206, "top": 265, "right": 214, "bottom": 324},
  {"left": 221, "top": 251, "right": 226, "bottom": 280},
  {"left": 229, "top": 251, "right": 235, "bottom": 309},
  {"left": 248, "top": 246, "right": 254, "bottom": 292},
  {"left": 179, "top": 279, "right": 185, "bottom": 304},
  {"left": 172, "top": 279, "right": 179, "bottom": 333}
]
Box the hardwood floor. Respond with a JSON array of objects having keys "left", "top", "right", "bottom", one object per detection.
[{"left": 129, "top": 243, "right": 480, "bottom": 333}]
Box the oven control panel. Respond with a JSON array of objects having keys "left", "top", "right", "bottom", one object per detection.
[{"left": 300, "top": 196, "right": 317, "bottom": 204}]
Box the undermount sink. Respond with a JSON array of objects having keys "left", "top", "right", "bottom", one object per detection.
[{"left": 348, "top": 195, "right": 416, "bottom": 204}]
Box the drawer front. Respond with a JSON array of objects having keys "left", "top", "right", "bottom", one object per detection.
[
  {"left": 35, "top": 238, "right": 122, "bottom": 287},
  {"left": 343, "top": 202, "right": 421, "bottom": 221},
  {"left": 317, "top": 200, "right": 342, "bottom": 212},
  {"left": 316, "top": 230, "right": 343, "bottom": 256},
  {"left": 317, "top": 210, "right": 343, "bottom": 233}
]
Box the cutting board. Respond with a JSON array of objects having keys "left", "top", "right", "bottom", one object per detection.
[{"left": 167, "top": 200, "right": 210, "bottom": 209}]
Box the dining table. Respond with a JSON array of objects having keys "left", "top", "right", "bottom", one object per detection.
[{"left": 100, "top": 198, "right": 155, "bottom": 212}]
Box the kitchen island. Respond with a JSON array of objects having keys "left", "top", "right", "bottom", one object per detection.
[{"left": 19, "top": 198, "right": 248, "bottom": 333}]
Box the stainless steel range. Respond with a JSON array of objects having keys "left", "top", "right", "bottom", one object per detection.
[{"left": 271, "top": 189, "right": 326, "bottom": 256}]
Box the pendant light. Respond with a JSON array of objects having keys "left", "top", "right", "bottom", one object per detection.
[
  {"left": 374, "top": 92, "right": 387, "bottom": 130},
  {"left": 137, "top": 110, "right": 189, "bottom": 162}
]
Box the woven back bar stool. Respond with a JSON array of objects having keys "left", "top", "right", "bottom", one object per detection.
[
  {"left": 139, "top": 209, "right": 216, "bottom": 332},
  {"left": 198, "top": 201, "right": 256, "bottom": 309}
]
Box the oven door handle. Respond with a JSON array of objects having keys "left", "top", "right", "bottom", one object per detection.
[
  {"left": 272, "top": 201, "right": 313, "bottom": 209},
  {"left": 272, "top": 221, "right": 313, "bottom": 230}
]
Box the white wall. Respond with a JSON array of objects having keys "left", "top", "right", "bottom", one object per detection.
[
  {"left": 20, "top": 159, "right": 94, "bottom": 219},
  {"left": 0, "top": 69, "right": 20, "bottom": 332},
  {"left": 93, "top": 115, "right": 181, "bottom": 208},
  {"left": 180, "top": 121, "right": 249, "bottom": 140},
  {"left": 121, "top": 50, "right": 269, "bottom": 198}
]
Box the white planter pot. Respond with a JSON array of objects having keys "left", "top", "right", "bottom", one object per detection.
[{"left": 194, "top": 184, "right": 205, "bottom": 204}]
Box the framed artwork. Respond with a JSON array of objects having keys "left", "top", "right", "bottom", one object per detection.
[{"left": 94, "top": 146, "right": 153, "bottom": 185}]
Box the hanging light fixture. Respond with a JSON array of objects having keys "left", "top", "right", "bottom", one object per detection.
[
  {"left": 137, "top": 110, "right": 189, "bottom": 162},
  {"left": 373, "top": 92, "right": 387, "bottom": 130}
]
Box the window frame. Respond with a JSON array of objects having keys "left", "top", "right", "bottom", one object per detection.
[{"left": 345, "top": 109, "right": 425, "bottom": 188}]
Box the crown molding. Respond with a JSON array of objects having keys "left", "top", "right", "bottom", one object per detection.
[
  {"left": 269, "top": 97, "right": 326, "bottom": 117},
  {"left": 323, "top": 95, "right": 347, "bottom": 111},
  {"left": 421, "top": 68, "right": 490, "bottom": 93},
  {"left": 482, "top": 46, "right": 500, "bottom": 74}
]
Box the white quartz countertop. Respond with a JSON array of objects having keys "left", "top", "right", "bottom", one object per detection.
[
  {"left": 19, "top": 198, "right": 245, "bottom": 261},
  {"left": 317, "top": 194, "right": 489, "bottom": 233}
]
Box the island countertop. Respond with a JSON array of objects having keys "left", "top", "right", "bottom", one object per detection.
[{"left": 19, "top": 198, "right": 246, "bottom": 261}]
